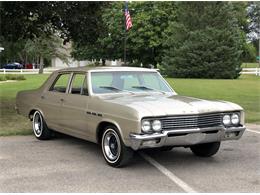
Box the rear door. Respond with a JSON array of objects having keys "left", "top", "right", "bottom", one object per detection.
[
  {"left": 61, "top": 72, "right": 90, "bottom": 137},
  {"left": 39, "top": 73, "right": 71, "bottom": 129}
]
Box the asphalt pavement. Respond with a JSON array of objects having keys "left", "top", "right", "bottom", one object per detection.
[{"left": 0, "top": 124, "right": 259, "bottom": 192}]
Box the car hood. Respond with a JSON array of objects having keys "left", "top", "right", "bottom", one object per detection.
[{"left": 99, "top": 93, "right": 243, "bottom": 118}]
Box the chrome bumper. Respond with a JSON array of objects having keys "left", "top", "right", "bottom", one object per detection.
[{"left": 129, "top": 126, "right": 246, "bottom": 150}]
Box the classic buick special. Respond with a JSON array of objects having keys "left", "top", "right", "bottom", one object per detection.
[{"left": 16, "top": 67, "right": 246, "bottom": 167}]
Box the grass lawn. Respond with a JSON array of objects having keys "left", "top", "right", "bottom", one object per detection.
[
  {"left": 0, "top": 74, "right": 259, "bottom": 136},
  {"left": 0, "top": 74, "right": 49, "bottom": 136},
  {"left": 241, "top": 62, "right": 259, "bottom": 68}
]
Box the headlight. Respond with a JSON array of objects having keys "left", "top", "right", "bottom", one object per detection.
[
  {"left": 231, "top": 113, "right": 239, "bottom": 125},
  {"left": 152, "top": 120, "right": 162, "bottom": 132},
  {"left": 223, "top": 114, "right": 231, "bottom": 126},
  {"left": 141, "top": 120, "right": 151, "bottom": 133}
]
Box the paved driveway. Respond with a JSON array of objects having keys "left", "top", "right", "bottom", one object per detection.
[{"left": 0, "top": 124, "right": 259, "bottom": 192}]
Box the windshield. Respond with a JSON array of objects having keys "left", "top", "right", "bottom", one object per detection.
[{"left": 90, "top": 71, "right": 173, "bottom": 94}]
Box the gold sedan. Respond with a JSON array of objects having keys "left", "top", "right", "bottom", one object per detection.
[{"left": 16, "top": 67, "right": 246, "bottom": 167}]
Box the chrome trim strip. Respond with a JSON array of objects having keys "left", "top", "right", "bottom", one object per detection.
[{"left": 129, "top": 126, "right": 246, "bottom": 150}]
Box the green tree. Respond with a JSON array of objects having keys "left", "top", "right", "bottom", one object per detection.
[
  {"left": 0, "top": 1, "right": 104, "bottom": 70},
  {"left": 247, "top": 2, "right": 260, "bottom": 54},
  {"left": 25, "top": 35, "right": 68, "bottom": 73},
  {"left": 0, "top": 1, "right": 105, "bottom": 43},
  {"left": 0, "top": 35, "right": 67, "bottom": 73},
  {"left": 72, "top": 1, "right": 177, "bottom": 67},
  {"left": 241, "top": 42, "right": 257, "bottom": 62},
  {"left": 162, "top": 2, "right": 244, "bottom": 79}
]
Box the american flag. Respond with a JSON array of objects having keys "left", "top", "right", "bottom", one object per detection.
[{"left": 125, "top": 2, "right": 132, "bottom": 31}]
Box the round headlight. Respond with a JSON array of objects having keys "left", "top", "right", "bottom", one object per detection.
[
  {"left": 142, "top": 120, "right": 151, "bottom": 133},
  {"left": 231, "top": 113, "right": 239, "bottom": 125},
  {"left": 223, "top": 114, "right": 231, "bottom": 126},
  {"left": 152, "top": 120, "right": 162, "bottom": 132}
]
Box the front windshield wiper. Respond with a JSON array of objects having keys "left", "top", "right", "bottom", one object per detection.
[
  {"left": 99, "top": 86, "right": 135, "bottom": 94},
  {"left": 131, "top": 86, "right": 166, "bottom": 94}
]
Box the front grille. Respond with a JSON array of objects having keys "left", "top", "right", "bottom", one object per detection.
[{"left": 160, "top": 113, "right": 222, "bottom": 130}]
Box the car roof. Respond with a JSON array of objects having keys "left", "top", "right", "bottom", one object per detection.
[{"left": 56, "top": 66, "right": 158, "bottom": 73}]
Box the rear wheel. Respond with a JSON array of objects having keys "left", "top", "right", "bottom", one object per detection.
[
  {"left": 101, "top": 126, "right": 133, "bottom": 167},
  {"left": 190, "top": 142, "right": 220, "bottom": 157},
  {"left": 32, "top": 111, "right": 52, "bottom": 140}
]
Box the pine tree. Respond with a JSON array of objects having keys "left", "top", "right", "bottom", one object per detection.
[{"left": 162, "top": 2, "right": 244, "bottom": 79}]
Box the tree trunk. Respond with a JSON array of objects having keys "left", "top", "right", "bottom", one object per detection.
[
  {"left": 102, "top": 59, "right": 106, "bottom": 66},
  {"left": 39, "top": 56, "right": 44, "bottom": 74}
]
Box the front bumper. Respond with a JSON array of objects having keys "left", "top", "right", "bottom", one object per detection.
[{"left": 129, "top": 125, "right": 245, "bottom": 150}]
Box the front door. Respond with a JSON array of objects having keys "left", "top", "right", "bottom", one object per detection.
[{"left": 61, "top": 73, "right": 90, "bottom": 138}]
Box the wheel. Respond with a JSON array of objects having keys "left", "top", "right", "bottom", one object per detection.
[
  {"left": 159, "top": 146, "right": 174, "bottom": 151},
  {"left": 190, "top": 142, "right": 220, "bottom": 157},
  {"left": 101, "top": 126, "right": 133, "bottom": 167},
  {"left": 32, "top": 111, "right": 52, "bottom": 140}
]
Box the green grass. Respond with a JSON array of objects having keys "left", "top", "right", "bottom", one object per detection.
[
  {"left": 0, "top": 74, "right": 49, "bottom": 136},
  {"left": 241, "top": 63, "right": 259, "bottom": 68},
  {"left": 166, "top": 75, "right": 260, "bottom": 123},
  {"left": 0, "top": 74, "right": 259, "bottom": 136}
]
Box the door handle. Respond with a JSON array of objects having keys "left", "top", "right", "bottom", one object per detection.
[{"left": 60, "top": 98, "right": 64, "bottom": 102}]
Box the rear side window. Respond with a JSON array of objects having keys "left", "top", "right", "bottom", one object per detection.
[
  {"left": 69, "top": 73, "right": 88, "bottom": 95},
  {"left": 50, "top": 73, "right": 71, "bottom": 93}
]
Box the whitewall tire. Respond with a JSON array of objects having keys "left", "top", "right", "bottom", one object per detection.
[{"left": 32, "top": 111, "right": 52, "bottom": 140}]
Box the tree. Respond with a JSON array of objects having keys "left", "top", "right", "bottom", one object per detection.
[
  {"left": 241, "top": 42, "right": 257, "bottom": 62},
  {"left": 162, "top": 2, "right": 244, "bottom": 79},
  {"left": 25, "top": 35, "right": 68, "bottom": 73},
  {"left": 247, "top": 2, "right": 260, "bottom": 54},
  {"left": 0, "top": 35, "right": 68, "bottom": 73},
  {"left": 0, "top": 1, "right": 105, "bottom": 42},
  {"left": 0, "top": 1, "right": 105, "bottom": 70},
  {"left": 71, "top": 1, "right": 177, "bottom": 67}
]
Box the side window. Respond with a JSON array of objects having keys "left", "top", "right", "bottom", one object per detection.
[
  {"left": 69, "top": 73, "right": 88, "bottom": 95},
  {"left": 50, "top": 73, "right": 70, "bottom": 93}
]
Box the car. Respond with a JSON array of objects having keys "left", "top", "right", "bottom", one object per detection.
[
  {"left": 16, "top": 66, "right": 246, "bottom": 167},
  {"left": 3, "top": 62, "right": 23, "bottom": 69}
]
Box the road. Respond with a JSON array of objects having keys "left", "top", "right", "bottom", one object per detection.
[{"left": 0, "top": 124, "right": 259, "bottom": 192}]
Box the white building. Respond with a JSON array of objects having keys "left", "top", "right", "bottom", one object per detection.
[{"left": 51, "top": 42, "right": 123, "bottom": 68}]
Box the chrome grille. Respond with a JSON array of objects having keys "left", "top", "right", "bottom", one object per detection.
[{"left": 161, "top": 113, "right": 222, "bottom": 130}]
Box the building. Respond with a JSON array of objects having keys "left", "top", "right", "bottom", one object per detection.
[{"left": 51, "top": 42, "right": 123, "bottom": 68}]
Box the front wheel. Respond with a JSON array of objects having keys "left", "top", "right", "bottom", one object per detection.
[
  {"left": 101, "top": 126, "right": 133, "bottom": 167},
  {"left": 159, "top": 146, "right": 174, "bottom": 151},
  {"left": 32, "top": 111, "right": 52, "bottom": 140},
  {"left": 190, "top": 142, "right": 220, "bottom": 157}
]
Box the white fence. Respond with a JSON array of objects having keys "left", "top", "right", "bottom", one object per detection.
[
  {"left": 0, "top": 68, "right": 59, "bottom": 74},
  {"left": 240, "top": 68, "right": 260, "bottom": 75},
  {"left": 0, "top": 68, "right": 260, "bottom": 76}
]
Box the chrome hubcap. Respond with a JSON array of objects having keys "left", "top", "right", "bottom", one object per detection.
[
  {"left": 33, "top": 112, "right": 42, "bottom": 137},
  {"left": 102, "top": 129, "right": 121, "bottom": 162}
]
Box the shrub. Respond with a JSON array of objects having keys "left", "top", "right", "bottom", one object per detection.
[
  {"left": 5, "top": 74, "right": 26, "bottom": 80},
  {"left": 15, "top": 75, "right": 26, "bottom": 80}
]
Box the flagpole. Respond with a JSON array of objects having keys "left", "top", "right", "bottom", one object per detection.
[
  {"left": 123, "top": 3, "right": 127, "bottom": 66},
  {"left": 124, "top": 1, "right": 132, "bottom": 66},
  {"left": 124, "top": 14, "right": 127, "bottom": 66}
]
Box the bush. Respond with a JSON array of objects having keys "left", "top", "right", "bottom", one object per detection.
[{"left": 5, "top": 74, "right": 26, "bottom": 80}]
